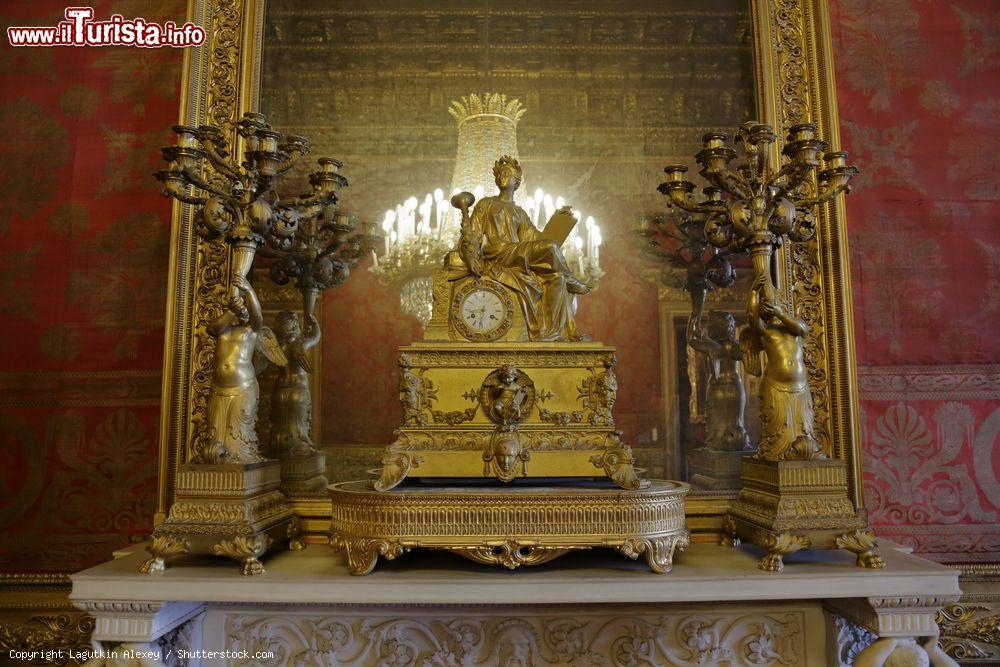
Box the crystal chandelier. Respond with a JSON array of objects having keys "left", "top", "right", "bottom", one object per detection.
[{"left": 371, "top": 93, "right": 604, "bottom": 326}]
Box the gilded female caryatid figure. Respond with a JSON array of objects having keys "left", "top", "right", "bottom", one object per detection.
[
  {"left": 269, "top": 295, "right": 321, "bottom": 458},
  {"left": 200, "top": 275, "right": 286, "bottom": 464},
  {"left": 688, "top": 311, "right": 750, "bottom": 452},
  {"left": 742, "top": 280, "right": 825, "bottom": 461},
  {"left": 456, "top": 155, "right": 591, "bottom": 342}
]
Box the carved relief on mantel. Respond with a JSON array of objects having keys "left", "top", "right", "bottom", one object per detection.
[{"left": 223, "top": 607, "right": 816, "bottom": 666}]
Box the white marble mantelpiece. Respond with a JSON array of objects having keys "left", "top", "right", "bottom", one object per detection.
[{"left": 70, "top": 541, "right": 961, "bottom": 666}]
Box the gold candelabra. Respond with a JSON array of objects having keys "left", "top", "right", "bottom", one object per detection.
[
  {"left": 658, "top": 121, "right": 858, "bottom": 297},
  {"left": 155, "top": 112, "right": 349, "bottom": 292},
  {"left": 266, "top": 208, "right": 378, "bottom": 296},
  {"left": 143, "top": 111, "right": 351, "bottom": 574},
  {"left": 661, "top": 122, "right": 877, "bottom": 572},
  {"left": 637, "top": 209, "right": 736, "bottom": 319}
]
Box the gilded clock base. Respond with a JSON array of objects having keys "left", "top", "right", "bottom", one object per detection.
[
  {"left": 138, "top": 461, "right": 296, "bottom": 576},
  {"left": 379, "top": 342, "right": 641, "bottom": 488},
  {"left": 328, "top": 480, "right": 690, "bottom": 575},
  {"left": 723, "top": 458, "right": 883, "bottom": 572}
]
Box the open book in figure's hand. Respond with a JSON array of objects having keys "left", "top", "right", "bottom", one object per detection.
[{"left": 540, "top": 207, "right": 577, "bottom": 246}]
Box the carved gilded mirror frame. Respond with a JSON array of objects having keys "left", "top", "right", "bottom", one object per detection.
[{"left": 156, "top": 0, "right": 862, "bottom": 537}]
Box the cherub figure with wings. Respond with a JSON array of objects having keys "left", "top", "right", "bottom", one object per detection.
[
  {"left": 740, "top": 278, "right": 824, "bottom": 461},
  {"left": 268, "top": 299, "right": 321, "bottom": 458},
  {"left": 198, "top": 275, "right": 286, "bottom": 464}
]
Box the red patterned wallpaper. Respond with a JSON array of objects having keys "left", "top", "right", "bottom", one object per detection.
[
  {"left": 829, "top": 0, "right": 1000, "bottom": 561},
  {"left": 0, "top": 0, "right": 185, "bottom": 572},
  {"left": 0, "top": 0, "right": 996, "bottom": 573}
]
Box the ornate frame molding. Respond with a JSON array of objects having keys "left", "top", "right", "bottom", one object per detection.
[{"left": 154, "top": 0, "right": 864, "bottom": 527}]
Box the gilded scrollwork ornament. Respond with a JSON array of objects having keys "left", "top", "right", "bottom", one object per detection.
[
  {"left": 330, "top": 537, "right": 407, "bottom": 577},
  {"left": 618, "top": 533, "right": 690, "bottom": 574},
  {"left": 578, "top": 354, "right": 618, "bottom": 426},
  {"left": 589, "top": 431, "right": 645, "bottom": 490},
  {"left": 398, "top": 353, "right": 435, "bottom": 426},
  {"left": 937, "top": 604, "right": 1000, "bottom": 660},
  {"left": 456, "top": 542, "right": 572, "bottom": 569},
  {"left": 537, "top": 408, "right": 584, "bottom": 425},
  {"left": 373, "top": 439, "right": 424, "bottom": 492}
]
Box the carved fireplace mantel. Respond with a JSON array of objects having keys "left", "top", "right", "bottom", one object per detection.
[{"left": 70, "top": 541, "right": 960, "bottom": 666}]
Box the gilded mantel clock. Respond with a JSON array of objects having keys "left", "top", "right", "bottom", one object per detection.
[{"left": 451, "top": 279, "right": 514, "bottom": 342}]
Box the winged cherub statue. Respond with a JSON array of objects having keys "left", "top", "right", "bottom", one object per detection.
[
  {"left": 742, "top": 279, "right": 825, "bottom": 461},
  {"left": 268, "top": 304, "right": 321, "bottom": 457},
  {"left": 198, "top": 275, "right": 286, "bottom": 464}
]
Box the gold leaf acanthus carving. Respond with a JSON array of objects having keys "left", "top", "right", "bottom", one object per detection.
[
  {"left": 186, "top": 0, "right": 247, "bottom": 464},
  {"left": 937, "top": 604, "right": 1000, "bottom": 660},
  {"left": 0, "top": 614, "right": 96, "bottom": 659},
  {"left": 772, "top": 0, "right": 834, "bottom": 458}
]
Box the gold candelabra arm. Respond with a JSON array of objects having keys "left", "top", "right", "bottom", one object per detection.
[
  {"left": 272, "top": 140, "right": 311, "bottom": 177},
  {"left": 768, "top": 161, "right": 812, "bottom": 202},
  {"left": 154, "top": 171, "right": 209, "bottom": 206},
  {"left": 180, "top": 167, "right": 234, "bottom": 202},
  {"left": 199, "top": 143, "right": 244, "bottom": 183},
  {"left": 702, "top": 166, "right": 751, "bottom": 201}
]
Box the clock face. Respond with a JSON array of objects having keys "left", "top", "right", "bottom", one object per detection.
[
  {"left": 461, "top": 288, "right": 507, "bottom": 333},
  {"left": 451, "top": 280, "right": 514, "bottom": 342}
]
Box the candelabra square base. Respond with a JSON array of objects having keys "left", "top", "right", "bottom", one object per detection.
[
  {"left": 138, "top": 461, "right": 298, "bottom": 576},
  {"left": 328, "top": 479, "right": 690, "bottom": 575},
  {"left": 723, "top": 458, "right": 883, "bottom": 572},
  {"left": 280, "top": 451, "right": 329, "bottom": 499},
  {"left": 688, "top": 447, "right": 753, "bottom": 490}
]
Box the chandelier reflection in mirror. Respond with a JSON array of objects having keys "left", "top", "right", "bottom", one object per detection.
[{"left": 371, "top": 93, "right": 604, "bottom": 327}]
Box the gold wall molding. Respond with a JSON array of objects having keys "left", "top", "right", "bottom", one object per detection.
[
  {"left": 156, "top": 0, "right": 866, "bottom": 524},
  {"left": 0, "top": 613, "right": 94, "bottom": 663}
]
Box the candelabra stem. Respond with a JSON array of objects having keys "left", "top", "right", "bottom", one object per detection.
[
  {"left": 301, "top": 287, "right": 318, "bottom": 317},
  {"left": 230, "top": 238, "right": 258, "bottom": 288},
  {"left": 749, "top": 244, "right": 776, "bottom": 302},
  {"left": 690, "top": 285, "right": 708, "bottom": 322}
]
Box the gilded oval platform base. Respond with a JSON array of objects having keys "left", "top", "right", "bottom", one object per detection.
[{"left": 328, "top": 480, "right": 690, "bottom": 575}]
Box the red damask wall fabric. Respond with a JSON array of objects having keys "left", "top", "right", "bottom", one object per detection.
[
  {"left": 829, "top": 0, "right": 1000, "bottom": 561},
  {"left": 0, "top": 0, "right": 185, "bottom": 572}
]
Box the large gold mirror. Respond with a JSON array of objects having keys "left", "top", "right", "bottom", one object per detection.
[{"left": 157, "top": 0, "right": 861, "bottom": 537}]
